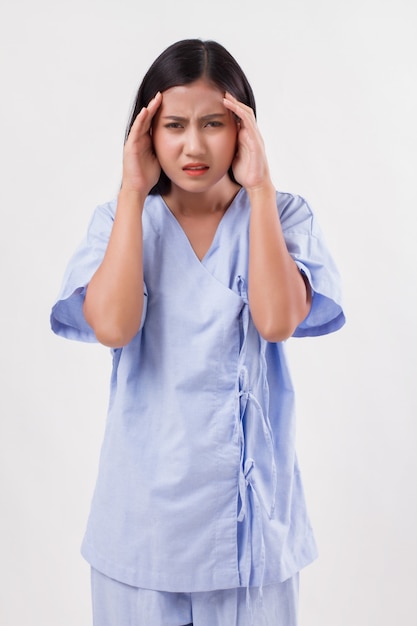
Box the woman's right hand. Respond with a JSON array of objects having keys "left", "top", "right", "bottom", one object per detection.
[
  {"left": 121, "top": 92, "right": 163, "bottom": 195},
  {"left": 84, "top": 93, "right": 163, "bottom": 347}
]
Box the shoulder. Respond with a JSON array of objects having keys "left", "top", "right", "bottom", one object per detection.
[
  {"left": 276, "top": 190, "right": 312, "bottom": 216},
  {"left": 275, "top": 190, "right": 318, "bottom": 236},
  {"left": 87, "top": 197, "right": 117, "bottom": 227},
  {"left": 142, "top": 194, "right": 167, "bottom": 235},
  {"left": 90, "top": 194, "right": 163, "bottom": 234}
]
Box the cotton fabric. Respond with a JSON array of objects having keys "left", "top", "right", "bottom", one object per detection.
[
  {"left": 91, "top": 567, "right": 299, "bottom": 626},
  {"left": 51, "top": 188, "right": 345, "bottom": 593}
]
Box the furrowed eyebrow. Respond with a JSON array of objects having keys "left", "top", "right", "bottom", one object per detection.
[
  {"left": 162, "top": 113, "right": 227, "bottom": 122},
  {"left": 201, "top": 113, "right": 226, "bottom": 121}
]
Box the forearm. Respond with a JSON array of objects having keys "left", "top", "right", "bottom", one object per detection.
[
  {"left": 83, "top": 188, "right": 146, "bottom": 347},
  {"left": 248, "top": 183, "right": 311, "bottom": 342}
]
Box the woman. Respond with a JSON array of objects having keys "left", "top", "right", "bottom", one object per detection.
[{"left": 51, "top": 38, "right": 345, "bottom": 626}]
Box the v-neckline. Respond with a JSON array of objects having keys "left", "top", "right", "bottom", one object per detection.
[{"left": 159, "top": 188, "right": 244, "bottom": 264}]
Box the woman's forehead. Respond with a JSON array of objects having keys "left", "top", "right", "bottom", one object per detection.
[{"left": 160, "top": 79, "right": 224, "bottom": 111}]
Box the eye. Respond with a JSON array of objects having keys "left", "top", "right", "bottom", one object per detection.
[
  {"left": 205, "top": 121, "right": 223, "bottom": 128},
  {"left": 165, "top": 122, "right": 183, "bottom": 129}
]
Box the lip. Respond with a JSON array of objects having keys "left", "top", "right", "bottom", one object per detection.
[{"left": 182, "top": 163, "right": 209, "bottom": 177}]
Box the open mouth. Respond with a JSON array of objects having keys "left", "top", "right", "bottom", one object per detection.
[{"left": 183, "top": 163, "right": 209, "bottom": 176}]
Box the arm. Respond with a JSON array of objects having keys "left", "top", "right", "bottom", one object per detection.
[
  {"left": 83, "top": 92, "right": 162, "bottom": 348},
  {"left": 223, "top": 94, "right": 311, "bottom": 342},
  {"left": 247, "top": 183, "right": 311, "bottom": 342}
]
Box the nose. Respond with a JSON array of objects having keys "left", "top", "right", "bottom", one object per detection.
[{"left": 183, "top": 126, "right": 205, "bottom": 157}]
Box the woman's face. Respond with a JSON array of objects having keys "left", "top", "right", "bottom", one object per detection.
[{"left": 151, "top": 79, "right": 239, "bottom": 194}]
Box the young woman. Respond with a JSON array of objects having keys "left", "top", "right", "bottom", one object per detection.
[{"left": 51, "top": 38, "right": 345, "bottom": 626}]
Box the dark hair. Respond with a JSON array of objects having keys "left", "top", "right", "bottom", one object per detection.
[{"left": 125, "top": 39, "right": 256, "bottom": 194}]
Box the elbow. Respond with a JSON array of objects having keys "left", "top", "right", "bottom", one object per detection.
[
  {"left": 93, "top": 324, "right": 138, "bottom": 348},
  {"left": 254, "top": 318, "right": 298, "bottom": 343},
  {"left": 253, "top": 304, "right": 310, "bottom": 343},
  {"left": 253, "top": 289, "right": 312, "bottom": 343},
  {"left": 248, "top": 273, "right": 312, "bottom": 343},
  {"left": 83, "top": 302, "right": 140, "bottom": 348}
]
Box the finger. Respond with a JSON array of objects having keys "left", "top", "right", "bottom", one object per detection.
[
  {"left": 145, "top": 91, "right": 162, "bottom": 128},
  {"left": 223, "top": 94, "right": 241, "bottom": 118},
  {"left": 223, "top": 103, "right": 253, "bottom": 132},
  {"left": 128, "top": 107, "right": 150, "bottom": 141},
  {"left": 129, "top": 92, "right": 162, "bottom": 137},
  {"left": 146, "top": 91, "right": 162, "bottom": 113},
  {"left": 223, "top": 92, "right": 254, "bottom": 118},
  {"left": 222, "top": 99, "right": 243, "bottom": 131}
]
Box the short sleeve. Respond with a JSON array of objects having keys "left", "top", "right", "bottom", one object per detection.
[
  {"left": 51, "top": 199, "right": 148, "bottom": 343},
  {"left": 50, "top": 200, "right": 116, "bottom": 342},
  {"left": 278, "top": 192, "right": 346, "bottom": 337}
]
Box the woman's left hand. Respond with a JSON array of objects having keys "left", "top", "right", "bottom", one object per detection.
[{"left": 223, "top": 93, "right": 272, "bottom": 192}]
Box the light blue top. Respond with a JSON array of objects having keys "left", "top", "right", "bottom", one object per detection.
[{"left": 51, "top": 188, "right": 345, "bottom": 592}]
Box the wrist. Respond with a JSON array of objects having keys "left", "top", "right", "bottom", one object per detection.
[
  {"left": 246, "top": 180, "right": 276, "bottom": 202},
  {"left": 119, "top": 185, "right": 148, "bottom": 207}
]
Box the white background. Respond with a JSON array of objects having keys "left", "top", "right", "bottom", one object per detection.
[{"left": 1, "top": 0, "right": 416, "bottom": 624}]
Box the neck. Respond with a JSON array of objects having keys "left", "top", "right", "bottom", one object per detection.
[{"left": 163, "top": 181, "right": 241, "bottom": 218}]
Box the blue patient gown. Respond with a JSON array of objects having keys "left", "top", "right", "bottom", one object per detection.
[{"left": 51, "top": 188, "right": 345, "bottom": 593}]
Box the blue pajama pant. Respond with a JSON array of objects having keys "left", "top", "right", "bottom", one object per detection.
[{"left": 91, "top": 568, "right": 299, "bottom": 626}]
